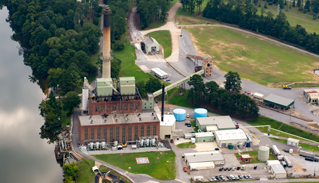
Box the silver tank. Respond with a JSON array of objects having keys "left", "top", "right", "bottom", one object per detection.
[
  {"left": 101, "top": 142, "right": 106, "bottom": 149},
  {"left": 95, "top": 142, "right": 100, "bottom": 149},
  {"left": 140, "top": 139, "right": 144, "bottom": 146},
  {"left": 146, "top": 139, "right": 150, "bottom": 146},
  {"left": 90, "top": 142, "right": 94, "bottom": 150}
]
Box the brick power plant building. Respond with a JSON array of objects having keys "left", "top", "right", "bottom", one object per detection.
[{"left": 78, "top": 8, "right": 159, "bottom": 145}]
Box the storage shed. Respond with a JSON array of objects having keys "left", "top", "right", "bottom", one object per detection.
[
  {"left": 158, "top": 114, "right": 176, "bottom": 139},
  {"left": 143, "top": 36, "right": 160, "bottom": 54},
  {"left": 241, "top": 154, "right": 251, "bottom": 163},
  {"left": 270, "top": 164, "right": 287, "bottom": 178},
  {"left": 263, "top": 93, "right": 294, "bottom": 109},
  {"left": 196, "top": 116, "right": 236, "bottom": 131},
  {"left": 184, "top": 151, "right": 225, "bottom": 166},
  {"left": 195, "top": 132, "right": 214, "bottom": 142},
  {"left": 287, "top": 138, "right": 299, "bottom": 147},
  {"left": 151, "top": 68, "right": 168, "bottom": 79},
  {"left": 214, "top": 129, "right": 247, "bottom": 147}
]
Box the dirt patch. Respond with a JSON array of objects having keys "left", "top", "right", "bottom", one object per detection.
[
  {"left": 292, "top": 163, "right": 306, "bottom": 173},
  {"left": 198, "top": 27, "right": 203, "bottom": 30},
  {"left": 270, "top": 61, "right": 279, "bottom": 65}
]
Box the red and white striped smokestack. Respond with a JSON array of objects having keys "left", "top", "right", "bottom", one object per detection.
[{"left": 102, "top": 8, "right": 112, "bottom": 78}]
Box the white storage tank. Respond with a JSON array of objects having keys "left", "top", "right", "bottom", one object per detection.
[
  {"left": 258, "top": 146, "right": 270, "bottom": 161},
  {"left": 173, "top": 108, "right": 186, "bottom": 121},
  {"left": 194, "top": 108, "right": 207, "bottom": 119},
  {"left": 253, "top": 92, "right": 264, "bottom": 100}
]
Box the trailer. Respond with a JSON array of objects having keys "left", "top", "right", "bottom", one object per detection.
[
  {"left": 272, "top": 145, "right": 281, "bottom": 156},
  {"left": 151, "top": 68, "right": 168, "bottom": 79},
  {"left": 299, "top": 150, "right": 314, "bottom": 158},
  {"left": 253, "top": 92, "right": 264, "bottom": 100},
  {"left": 283, "top": 156, "right": 293, "bottom": 167}
]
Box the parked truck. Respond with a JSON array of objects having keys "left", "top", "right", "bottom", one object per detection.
[
  {"left": 283, "top": 156, "right": 293, "bottom": 167},
  {"left": 252, "top": 92, "right": 264, "bottom": 100},
  {"left": 272, "top": 145, "right": 281, "bottom": 156},
  {"left": 299, "top": 150, "right": 314, "bottom": 158}
]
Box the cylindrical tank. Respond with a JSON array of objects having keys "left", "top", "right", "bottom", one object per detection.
[
  {"left": 113, "top": 141, "right": 118, "bottom": 147},
  {"left": 140, "top": 139, "right": 144, "bottom": 146},
  {"left": 90, "top": 142, "right": 94, "bottom": 150},
  {"left": 82, "top": 86, "right": 88, "bottom": 111},
  {"left": 151, "top": 139, "right": 155, "bottom": 146},
  {"left": 146, "top": 139, "right": 150, "bottom": 146},
  {"left": 258, "top": 146, "right": 270, "bottom": 161},
  {"left": 101, "top": 142, "right": 106, "bottom": 149},
  {"left": 95, "top": 142, "right": 100, "bottom": 149},
  {"left": 173, "top": 108, "right": 186, "bottom": 121},
  {"left": 194, "top": 108, "right": 207, "bottom": 119}
]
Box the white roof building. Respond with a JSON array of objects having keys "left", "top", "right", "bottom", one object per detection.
[
  {"left": 287, "top": 138, "right": 299, "bottom": 147},
  {"left": 266, "top": 160, "right": 281, "bottom": 167},
  {"left": 184, "top": 151, "right": 225, "bottom": 166},
  {"left": 214, "top": 129, "right": 247, "bottom": 147},
  {"left": 271, "top": 164, "right": 287, "bottom": 178},
  {"left": 157, "top": 114, "right": 176, "bottom": 139},
  {"left": 151, "top": 68, "right": 169, "bottom": 79}
]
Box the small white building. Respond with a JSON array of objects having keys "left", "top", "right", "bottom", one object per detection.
[
  {"left": 214, "top": 129, "right": 247, "bottom": 147},
  {"left": 270, "top": 164, "right": 287, "bottom": 178},
  {"left": 151, "top": 68, "right": 169, "bottom": 79},
  {"left": 158, "top": 114, "right": 176, "bottom": 139},
  {"left": 194, "top": 132, "right": 214, "bottom": 142},
  {"left": 266, "top": 160, "right": 281, "bottom": 168},
  {"left": 184, "top": 151, "right": 225, "bottom": 168},
  {"left": 287, "top": 138, "right": 299, "bottom": 147},
  {"left": 143, "top": 36, "right": 160, "bottom": 54}
]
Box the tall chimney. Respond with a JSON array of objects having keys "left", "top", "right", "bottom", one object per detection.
[
  {"left": 102, "top": 8, "right": 112, "bottom": 78},
  {"left": 161, "top": 84, "right": 165, "bottom": 122}
]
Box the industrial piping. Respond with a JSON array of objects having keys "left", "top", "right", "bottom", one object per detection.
[
  {"left": 102, "top": 8, "right": 112, "bottom": 78},
  {"left": 161, "top": 84, "right": 165, "bottom": 122}
]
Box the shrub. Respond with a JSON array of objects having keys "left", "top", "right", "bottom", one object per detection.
[
  {"left": 268, "top": 2, "right": 273, "bottom": 5},
  {"left": 113, "top": 41, "right": 125, "bottom": 51}
]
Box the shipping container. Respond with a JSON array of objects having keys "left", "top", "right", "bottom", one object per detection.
[{"left": 283, "top": 156, "right": 293, "bottom": 167}]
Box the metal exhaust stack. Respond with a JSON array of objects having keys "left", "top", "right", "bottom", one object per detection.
[
  {"left": 161, "top": 84, "right": 165, "bottom": 122},
  {"left": 102, "top": 8, "right": 112, "bottom": 78}
]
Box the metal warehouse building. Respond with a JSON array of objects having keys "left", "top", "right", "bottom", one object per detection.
[
  {"left": 184, "top": 151, "right": 225, "bottom": 170},
  {"left": 214, "top": 129, "right": 247, "bottom": 147},
  {"left": 195, "top": 132, "right": 214, "bottom": 142},
  {"left": 196, "top": 116, "right": 236, "bottom": 132},
  {"left": 264, "top": 93, "right": 294, "bottom": 109},
  {"left": 151, "top": 68, "right": 168, "bottom": 79},
  {"left": 270, "top": 164, "right": 287, "bottom": 178}
]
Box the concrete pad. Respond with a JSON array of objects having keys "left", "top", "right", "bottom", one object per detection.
[
  {"left": 137, "top": 65, "right": 150, "bottom": 73},
  {"left": 194, "top": 142, "right": 218, "bottom": 152},
  {"left": 174, "top": 138, "right": 191, "bottom": 145}
]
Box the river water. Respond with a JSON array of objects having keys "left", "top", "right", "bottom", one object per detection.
[{"left": 0, "top": 8, "right": 63, "bottom": 183}]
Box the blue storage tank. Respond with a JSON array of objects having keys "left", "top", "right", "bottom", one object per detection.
[
  {"left": 173, "top": 108, "right": 186, "bottom": 121},
  {"left": 246, "top": 142, "right": 251, "bottom": 147},
  {"left": 194, "top": 108, "right": 207, "bottom": 119}
]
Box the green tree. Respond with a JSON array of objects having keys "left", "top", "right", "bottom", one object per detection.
[
  {"left": 136, "top": 81, "right": 146, "bottom": 97},
  {"left": 304, "top": 0, "right": 310, "bottom": 11},
  {"left": 47, "top": 68, "right": 65, "bottom": 89},
  {"left": 62, "top": 91, "right": 81, "bottom": 116},
  {"left": 63, "top": 162, "right": 79, "bottom": 181},
  {"left": 111, "top": 58, "right": 121, "bottom": 79},
  {"left": 224, "top": 71, "right": 242, "bottom": 93},
  {"left": 145, "top": 77, "right": 162, "bottom": 93},
  {"left": 205, "top": 81, "right": 219, "bottom": 101}
]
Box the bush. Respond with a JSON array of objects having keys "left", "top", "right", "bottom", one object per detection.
[
  {"left": 268, "top": 2, "right": 273, "bottom": 5},
  {"left": 93, "top": 17, "right": 99, "bottom": 26},
  {"left": 113, "top": 41, "right": 125, "bottom": 51},
  {"left": 258, "top": 3, "right": 261, "bottom": 7},
  {"left": 303, "top": 9, "right": 306, "bottom": 13},
  {"left": 264, "top": 3, "right": 268, "bottom": 8}
]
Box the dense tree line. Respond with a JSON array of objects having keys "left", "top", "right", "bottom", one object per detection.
[
  {"left": 180, "top": 0, "right": 204, "bottom": 14},
  {"left": 202, "top": 0, "right": 319, "bottom": 54},
  {"left": 136, "top": 0, "right": 170, "bottom": 29},
  {"left": 187, "top": 73, "right": 259, "bottom": 119},
  {"left": 136, "top": 77, "right": 162, "bottom": 98},
  {"left": 5, "top": 0, "right": 103, "bottom": 95}
]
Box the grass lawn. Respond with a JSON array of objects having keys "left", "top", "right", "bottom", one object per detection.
[
  {"left": 257, "top": 4, "right": 319, "bottom": 34},
  {"left": 176, "top": 142, "right": 196, "bottom": 148},
  {"left": 235, "top": 150, "right": 276, "bottom": 164},
  {"left": 146, "top": 30, "right": 172, "bottom": 58},
  {"left": 76, "top": 159, "right": 96, "bottom": 183},
  {"left": 186, "top": 26, "right": 319, "bottom": 86},
  {"left": 93, "top": 151, "right": 176, "bottom": 180},
  {"left": 247, "top": 116, "right": 319, "bottom": 142},
  {"left": 270, "top": 137, "right": 319, "bottom": 153}
]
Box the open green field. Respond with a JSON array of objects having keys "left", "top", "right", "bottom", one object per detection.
[
  {"left": 186, "top": 26, "right": 319, "bottom": 86},
  {"left": 270, "top": 137, "right": 319, "bottom": 153},
  {"left": 177, "top": 142, "right": 196, "bottom": 148},
  {"left": 146, "top": 30, "right": 172, "bottom": 58},
  {"left": 93, "top": 151, "right": 176, "bottom": 180},
  {"left": 247, "top": 116, "right": 319, "bottom": 142},
  {"left": 235, "top": 150, "right": 276, "bottom": 164},
  {"left": 76, "top": 159, "right": 96, "bottom": 183},
  {"left": 257, "top": 4, "right": 319, "bottom": 34}
]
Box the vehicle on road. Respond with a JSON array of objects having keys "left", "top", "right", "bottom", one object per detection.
[
  {"left": 166, "top": 79, "right": 170, "bottom": 82},
  {"left": 215, "top": 148, "right": 219, "bottom": 150},
  {"left": 183, "top": 167, "right": 187, "bottom": 172},
  {"left": 187, "top": 114, "right": 189, "bottom": 118},
  {"left": 187, "top": 124, "right": 191, "bottom": 127},
  {"left": 243, "top": 175, "right": 247, "bottom": 179},
  {"left": 232, "top": 167, "right": 236, "bottom": 171},
  {"left": 219, "top": 167, "right": 223, "bottom": 171},
  {"left": 248, "top": 175, "right": 252, "bottom": 179},
  {"left": 241, "top": 165, "right": 245, "bottom": 170},
  {"left": 238, "top": 175, "right": 242, "bottom": 179},
  {"left": 283, "top": 85, "right": 291, "bottom": 89},
  {"left": 208, "top": 177, "right": 213, "bottom": 181},
  {"left": 212, "top": 177, "right": 217, "bottom": 181}
]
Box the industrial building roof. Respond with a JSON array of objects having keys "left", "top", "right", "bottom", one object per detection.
[
  {"left": 264, "top": 93, "right": 294, "bottom": 108},
  {"left": 144, "top": 36, "right": 159, "bottom": 46},
  {"left": 119, "top": 77, "right": 135, "bottom": 85},
  {"left": 267, "top": 160, "right": 281, "bottom": 166},
  {"left": 79, "top": 112, "right": 159, "bottom": 126},
  {"left": 157, "top": 114, "right": 175, "bottom": 126},
  {"left": 214, "top": 129, "right": 247, "bottom": 141},
  {"left": 197, "top": 116, "right": 235, "bottom": 129},
  {"left": 271, "top": 164, "right": 287, "bottom": 175},
  {"left": 206, "top": 126, "right": 218, "bottom": 131},
  {"left": 189, "top": 162, "right": 215, "bottom": 169},
  {"left": 241, "top": 154, "right": 251, "bottom": 158},
  {"left": 195, "top": 132, "right": 214, "bottom": 138},
  {"left": 184, "top": 151, "right": 224, "bottom": 163}
]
